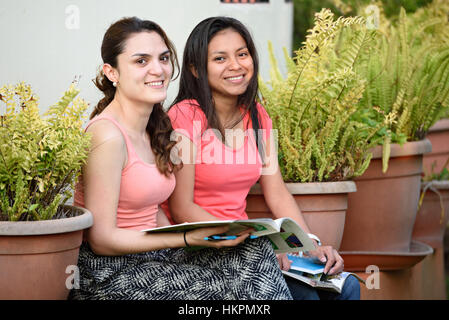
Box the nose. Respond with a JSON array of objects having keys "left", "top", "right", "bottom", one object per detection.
[
  {"left": 228, "top": 56, "right": 242, "bottom": 71},
  {"left": 148, "top": 60, "right": 163, "bottom": 76}
]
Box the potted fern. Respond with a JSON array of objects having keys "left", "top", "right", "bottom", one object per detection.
[
  {"left": 412, "top": 159, "right": 449, "bottom": 249},
  {"left": 424, "top": 118, "right": 449, "bottom": 178},
  {"left": 339, "top": 2, "right": 448, "bottom": 254},
  {"left": 0, "top": 82, "right": 93, "bottom": 299},
  {"left": 246, "top": 9, "right": 383, "bottom": 250},
  {"left": 415, "top": 0, "right": 449, "bottom": 177},
  {"left": 409, "top": 158, "right": 449, "bottom": 299}
]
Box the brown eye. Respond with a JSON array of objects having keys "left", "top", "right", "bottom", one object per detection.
[{"left": 160, "top": 55, "right": 170, "bottom": 63}]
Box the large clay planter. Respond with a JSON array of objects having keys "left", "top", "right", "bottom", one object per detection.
[
  {"left": 340, "top": 139, "right": 432, "bottom": 252},
  {"left": 351, "top": 247, "right": 445, "bottom": 299},
  {"left": 245, "top": 181, "right": 356, "bottom": 250},
  {"left": 0, "top": 205, "right": 93, "bottom": 300},
  {"left": 412, "top": 180, "right": 449, "bottom": 248},
  {"left": 423, "top": 119, "right": 449, "bottom": 177}
]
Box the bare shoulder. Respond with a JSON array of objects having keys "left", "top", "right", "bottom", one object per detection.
[
  {"left": 87, "top": 119, "right": 124, "bottom": 147},
  {"left": 86, "top": 119, "right": 127, "bottom": 164}
]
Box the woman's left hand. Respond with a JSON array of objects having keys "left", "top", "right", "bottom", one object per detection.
[
  {"left": 306, "top": 244, "right": 344, "bottom": 275},
  {"left": 276, "top": 253, "right": 292, "bottom": 271}
]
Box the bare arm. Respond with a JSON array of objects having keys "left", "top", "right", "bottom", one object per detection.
[
  {"left": 258, "top": 126, "right": 312, "bottom": 232},
  {"left": 258, "top": 129, "right": 343, "bottom": 274},
  {"left": 259, "top": 169, "right": 312, "bottom": 234}
]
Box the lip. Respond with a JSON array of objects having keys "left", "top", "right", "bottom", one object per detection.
[
  {"left": 144, "top": 80, "right": 165, "bottom": 89},
  {"left": 224, "top": 74, "right": 245, "bottom": 83}
]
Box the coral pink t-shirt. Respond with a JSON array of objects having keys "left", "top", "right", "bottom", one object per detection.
[
  {"left": 164, "top": 99, "right": 272, "bottom": 221},
  {"left": 74, "top": 115, "right": 176, "bottom": 231}
]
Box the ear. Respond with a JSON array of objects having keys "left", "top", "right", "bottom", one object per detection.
[
  {"left": 102, "top": 63, "right": 119, "bottom": 84},
  {"left": 189, "top": 64, "right": 199, "bottom": 79}
]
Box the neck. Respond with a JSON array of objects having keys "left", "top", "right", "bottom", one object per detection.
[
  {"left": 213, "top": 94, "right": 240, "bottom": 127},
  {"left": 108, "top": 92, "right": 154, "bottom": 137}
]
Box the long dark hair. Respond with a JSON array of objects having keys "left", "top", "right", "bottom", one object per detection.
[
  {"left": 92, "top": 17, "right": 180, "bottom": 176},
  {"left": 171, "top": 16, "right": 261, "bottom": 139}
]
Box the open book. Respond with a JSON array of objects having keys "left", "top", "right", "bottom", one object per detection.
[
  {"left": 282, "top": 254, "right": 365, "bottom": 294},
  {"left": 142, "top": 217, "right": 316, "bottom": 254}
]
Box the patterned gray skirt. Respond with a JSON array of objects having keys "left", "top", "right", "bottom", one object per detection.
[{"left": 69, "top": 237, "right": 292, "bottom": 300}]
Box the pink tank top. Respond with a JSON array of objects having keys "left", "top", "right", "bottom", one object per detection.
[{"left": 74, "top": 114, "right": 176, "bottom": 231}]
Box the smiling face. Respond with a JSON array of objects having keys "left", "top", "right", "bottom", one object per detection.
[
  {"left": 112, "top": 31, "right": 173, "bottom": 106},
  {"left": 206, "top": 28, "right": 254, "bottom": 104}
]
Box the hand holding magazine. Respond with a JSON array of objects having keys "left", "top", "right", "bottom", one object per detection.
[
  {"left": 142, "top": 217, "right": 316, "bottom": 254},
  {"left": 282, "top": 254, "right": 365, "bottom": 294}
]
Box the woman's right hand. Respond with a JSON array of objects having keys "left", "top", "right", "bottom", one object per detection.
[{"left": 184, "top": 225, "right": 252, "bottom": 248}]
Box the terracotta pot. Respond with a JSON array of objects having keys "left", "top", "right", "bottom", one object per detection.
[
  {"left": 412, "top": 180, "right": 449, "bottom": 248},
  {"left": 340, "top": 139, "right": 432, "bottom": 252},
  {"left": 0, "top": 205, "right": 93, "bottom": 300},
  {"left": 340, "top": 240, "right": 433, "bottom": 272},
  {"left": 352, "top": 247, "right": 445, "bottom": 299},
  {"left": 246, "top": 181, "right": 356, "bottom": 250},
  {"left": 423, "top": 119, "right": 449, "bottom": 177}
]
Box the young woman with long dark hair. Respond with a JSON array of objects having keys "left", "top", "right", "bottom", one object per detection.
[{"left": 165, "top": 16, "right": 360, "bottom": 300}]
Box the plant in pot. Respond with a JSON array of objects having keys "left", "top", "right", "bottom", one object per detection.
[
  {"left": 337, "top": 1, "right": 448, "bottom": 257},
  {"left": 247, "top": 9, "right": 384, "bottom": 250},
  {"left": 413, "top": 159, "right": 449, "bottom": 248},
  {"left": 409, "top": 159, "right": 449, "bottom": 300},
  {"left": 423, "top": 116, "right": 449, "bottom": 177},
  {"left": 0, "top": 82, "right": 93, "bottom": 299}
]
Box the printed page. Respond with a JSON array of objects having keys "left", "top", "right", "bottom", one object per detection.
[
  {"left": 142, "top": 220, "right": 240, "bottom": 233},
  {"left": 281, "top": 270, "right": 324, "bottom": 289},
  {"left": 232, "top": 218, "right": 280, "bottom": 236},
  {"left": 287, "top": 254, "right": 325, "bottom": 275},
  {"left": 276, "top": 218, "right": 316, "bottom": 252},
  {"left": 142, "top": 218, "right": 279, "bottom": 235}
]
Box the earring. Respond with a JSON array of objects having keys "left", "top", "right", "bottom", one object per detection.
[{"left": 113, "top": 81, "right": 117, "bottom": 87}]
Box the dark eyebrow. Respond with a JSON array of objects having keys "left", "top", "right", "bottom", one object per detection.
[
  {"left": 131, "top": 50, "right": 170, "bottom": 57},
  {"left": 211, "top": 46, "right": 248, "bottom": 55}
]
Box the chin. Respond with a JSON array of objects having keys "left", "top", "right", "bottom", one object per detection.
[
  {"left": 228, "top": 89, "right": 247, "bottom": 97},
  {"left": 145, "top": 94, "right": 167, "bottom": 105}
]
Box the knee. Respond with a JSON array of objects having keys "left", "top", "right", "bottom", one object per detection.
[
  {"left": 341, "top": 275, "right": 361, "bottom": 300},
  {"left": 284, "top": 276, "right": 320, "bottom": 300}
]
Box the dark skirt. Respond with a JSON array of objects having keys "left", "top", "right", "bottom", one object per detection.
[{"left": 69, "top": 237, "right": 292, "bottom": 300}]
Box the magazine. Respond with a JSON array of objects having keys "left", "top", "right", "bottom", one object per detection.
[
  {"left": 287, "top": 254, "right": 325, "bottom": 275},
  {"left": 282, "top": 254, "right": 365, "bottom": 294},
  {"left": 142, "top": 217, "right": 316, "bottom": 254}
]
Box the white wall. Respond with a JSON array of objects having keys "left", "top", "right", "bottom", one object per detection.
[{"left": 0, "top": 0, "right": 292, "bottom": 114}]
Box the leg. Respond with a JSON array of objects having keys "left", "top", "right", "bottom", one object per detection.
[
  {"left": 284, "top": 276, "right": 320, "bottom": 300},
  {"left": 317, "top": 275, "right": 361, "bottom": 300}
]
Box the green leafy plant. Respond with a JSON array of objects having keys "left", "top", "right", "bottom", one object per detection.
[
  {"left": 418, "top": 156, "right": 448, "bottom": 225},
  {"left": 424, "top": 158, "right": 449, "bottom": 182},
  {"left": 0, "top": 82, "right": 91, "bottom": 221},
  {"left": 292, "top": 0, "right": 434, "bottom": 50},
  {"left": 349, "top": 1, "right": 449, "bottom": 171},
  {"left": 260, "top": 9, "right": 384, "bottom": 182}
]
